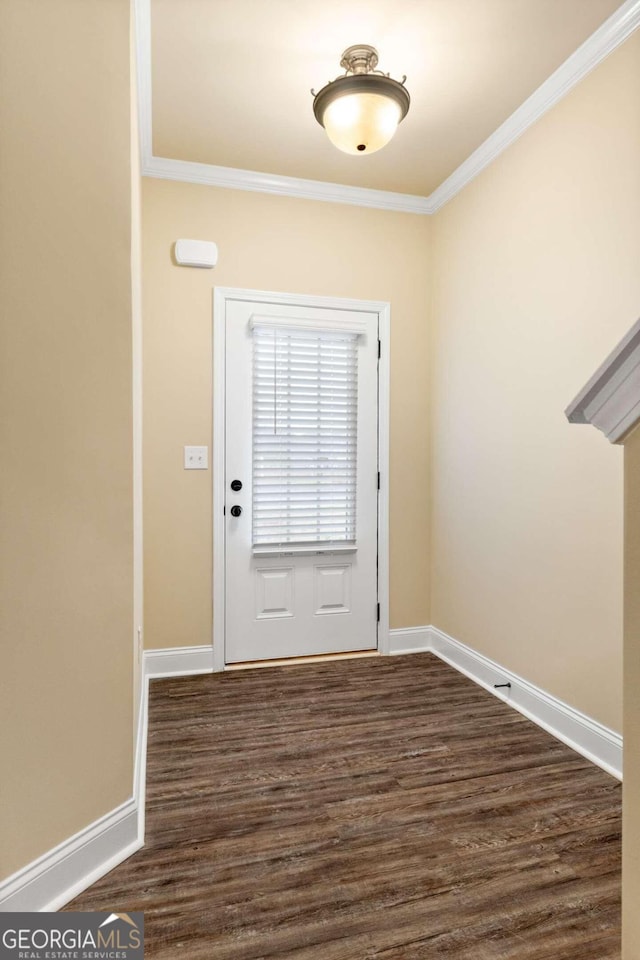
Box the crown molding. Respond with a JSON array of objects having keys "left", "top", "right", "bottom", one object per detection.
[
  {"left": 142, "top": 155, "right": 434, "bottom": 215},
  {"left": 566, "top": 317, "right": 640, "bottom": 443},
  {"left": 427, "top": 0, "right": 640, "bottom": 212},
  {"left": 134, "top": 0, "right": 431, "bottom": 213},
  {"left": 134, "top": 0, "right": 640, "bottom": 215}
]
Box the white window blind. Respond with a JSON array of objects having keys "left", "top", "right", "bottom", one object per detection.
[{"left": 252, "top": 324, "right": 359, "bottom": 549}]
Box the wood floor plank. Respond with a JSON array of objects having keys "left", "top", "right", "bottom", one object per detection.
[{"left": 66, "top": 653, "right": 621, "bottom": 958}]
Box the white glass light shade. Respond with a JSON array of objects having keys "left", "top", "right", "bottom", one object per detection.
[{"left": 321, "top": 92, "right": 402, "bottom": 155}]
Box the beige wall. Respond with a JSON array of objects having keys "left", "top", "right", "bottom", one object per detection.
[
  {"left": 623, "top": 423, "right": 640, "bottom": 959},
  {"left": 430, "top": 32, "right": 640, "bottom": 733},
  {"left": 141, "top": 28, "right": 639, "bottom": 734},
  {"left": 0, "top": 0, "right": 134, "bottom": 879},
  {"left": 142, "top": 180, "right": 431, "bottom": 649}
]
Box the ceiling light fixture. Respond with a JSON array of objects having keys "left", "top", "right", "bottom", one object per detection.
[{"left": 312, "top": 45, "right": 410, "bottom": 156}]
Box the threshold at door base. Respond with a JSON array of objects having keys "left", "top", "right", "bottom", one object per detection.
[{"left": 226, "top": 649, "right": 380, "bottom": 671}]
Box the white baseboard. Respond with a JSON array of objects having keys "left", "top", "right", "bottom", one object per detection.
[
  {"left": 144, "top": 644, "right": 214, "bottom": 678},
  {"left": 427, "top": 625, "right": 622, "bottom": 780},
  {"left": 388, "top": 626, "right": 432, "bottom": 655},
  {"left": 0, "top": 644, "right": 212, "bottom": 911},
  {"left": 389, "top": 625, "right": 621, "bottom": 779},
  {"left": 133, "top": 673, "right": 149, "bottom": 851},
  {"left": 0, "top": 661, "right": 149, "bottom": 914},
  {"left": 0, "top": 799, "right": 141, "bottom": 913},
  {"left": 142, "top": 637, "right": 621, "bottom": 778},
  {"left": 0, "top": 629, "right": 620, "bottom": 913}
]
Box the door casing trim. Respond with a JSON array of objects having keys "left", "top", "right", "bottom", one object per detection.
[{"left": 212, "top": 287, "right": 391, "bottom": 670}]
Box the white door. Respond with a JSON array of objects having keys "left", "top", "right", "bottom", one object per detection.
[{"left": 224, "top": 295, "right": 379, "bottom": 663}]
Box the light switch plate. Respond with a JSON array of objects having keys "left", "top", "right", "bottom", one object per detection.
[{"left": 184, "top": 445, "right": 208, "bottom": 469}]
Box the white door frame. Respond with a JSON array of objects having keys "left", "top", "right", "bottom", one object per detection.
[{"left": 212, "top": 287, "right": 390, "bottom": 671}]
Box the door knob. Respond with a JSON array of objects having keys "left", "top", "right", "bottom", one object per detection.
[
  {"left": 230, "top": 505, "right": 242, "bottom": 518},
  {"left": 230, "top": 479, "right": 243, "bottom": 491}
]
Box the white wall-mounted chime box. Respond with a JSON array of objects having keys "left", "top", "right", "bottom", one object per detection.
[{"left": 174, "top": 239, "right": 218, "bottom": 269}]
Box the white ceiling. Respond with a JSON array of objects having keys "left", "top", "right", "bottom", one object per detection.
[{"left": 150, "top": 0, "right": 624, "bottom": 197}]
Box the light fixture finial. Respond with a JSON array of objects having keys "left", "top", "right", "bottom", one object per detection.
[{"left": 339, "top": 44, "right": 379, "bottom": 75}]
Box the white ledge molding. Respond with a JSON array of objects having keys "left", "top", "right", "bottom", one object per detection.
[{"left": 566, "top": 317, "right": 640, "bottom": 443}]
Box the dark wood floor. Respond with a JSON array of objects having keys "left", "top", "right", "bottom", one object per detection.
[{"left": 67, "top": 653, "right": 621, "bottom": 958}]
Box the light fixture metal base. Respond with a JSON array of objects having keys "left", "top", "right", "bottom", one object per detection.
[{"left": 312, "top": 75, "right": 410, "bottom": 128}]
